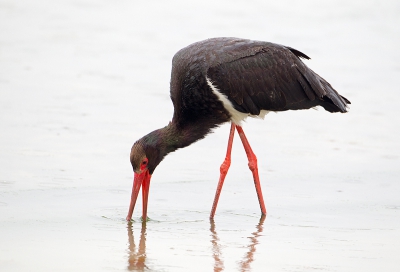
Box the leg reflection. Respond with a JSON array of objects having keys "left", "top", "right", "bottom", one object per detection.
[
  {"left": 127, "top": 222, "right": 148, "bottom": 271},
  {"left": 210, "top": 219, "right": 224, "bottom": 272},
  {"left": 210, "top": 215, "right": 266, "bottom": 272},
  {"left": 239, "top": 215, "right": 266, "bottom": 271}
]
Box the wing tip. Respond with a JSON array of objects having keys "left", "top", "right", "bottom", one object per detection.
[{"left": 285, "top": 46, "right": 311, "bottom": 60}]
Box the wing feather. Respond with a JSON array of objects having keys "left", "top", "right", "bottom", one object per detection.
[{"left": 207, "top": 43, "right": 349, "bottom": 114}]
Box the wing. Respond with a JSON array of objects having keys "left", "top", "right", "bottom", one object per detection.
[{"left": 207, "top": 43, "right": 349, "bottom": 114}]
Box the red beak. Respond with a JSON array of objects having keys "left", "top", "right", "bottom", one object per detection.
[{"left": 126, "top": 170, "right": 152, "bottom": 221}]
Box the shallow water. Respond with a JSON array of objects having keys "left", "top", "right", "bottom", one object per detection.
[{"left": 1, "top": 0, "right": 400, "bottom": 271}]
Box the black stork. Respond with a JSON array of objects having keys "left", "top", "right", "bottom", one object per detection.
[{"left": 127, "top": 37, "right": 350, "bottom": 221}]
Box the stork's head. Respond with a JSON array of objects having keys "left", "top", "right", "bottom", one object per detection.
[{"left": 126, "top": 128, "right": 171, "bottom": 222}]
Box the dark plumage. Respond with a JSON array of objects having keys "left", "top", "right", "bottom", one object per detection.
[{"left": 127, "top": 37, "right": 350, "bottom": 221}]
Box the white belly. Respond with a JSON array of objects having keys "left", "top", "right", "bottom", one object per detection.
[{"left": 206, "top": 76, "right": 269, "bottom": 125}]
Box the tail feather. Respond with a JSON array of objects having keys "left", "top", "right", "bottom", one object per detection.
[
  {"left": 301, "top": 67, "right": 350, "bottom": 113},
  {"left": 340, "top": 95, "right": 351, "bottom": 104},
  {"left": 320, "top": 79, "right": 350, "bottom": 113}
]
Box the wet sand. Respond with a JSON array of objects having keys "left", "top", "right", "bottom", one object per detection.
[{"left": 1, "top": 0, "right": 399, "bottom": 271}]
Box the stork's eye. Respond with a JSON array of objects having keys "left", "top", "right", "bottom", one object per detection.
[{"left": 140, "top": 158, "right": 148, "bottom": 171}]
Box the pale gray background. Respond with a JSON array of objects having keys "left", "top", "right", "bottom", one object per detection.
[{"left": 1, "top": 0, "right": 399, "bottom": 271}]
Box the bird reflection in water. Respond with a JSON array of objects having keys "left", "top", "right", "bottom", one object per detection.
[
  {"left": 210, "top": 220, "right": 225, "bottom": 272},
  {"left": 127, "top": 222, "right": 148, "bottom": 271},
  {"left": 127, "top": 216, "right": 265, "bottom": 271},
  {"left": 210, "top": 215, "right": 266, "bottom": 272}
]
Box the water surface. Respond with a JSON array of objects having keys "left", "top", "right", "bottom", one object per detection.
[{"left": 1, "top": 0, "right": 399, "bottom": 271}]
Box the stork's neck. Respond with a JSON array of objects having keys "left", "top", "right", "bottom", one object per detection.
[
  {"left": 139, "top": 121, "right": 212, "bottom": 169},
  {"left": 156, "top": 121, "right": 211, "bottom": 153}
]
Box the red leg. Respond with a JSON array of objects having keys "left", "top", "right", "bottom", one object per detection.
[
  {"left": 235, "top": 125, "right": 267, "bottom": 215},
  {"left": 210, "top": 123, "right": 235, "bottom": 219}
]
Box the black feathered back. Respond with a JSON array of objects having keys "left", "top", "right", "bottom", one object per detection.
[{"left": 170, "top": 37, "right": 350, "bottom": 128}]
